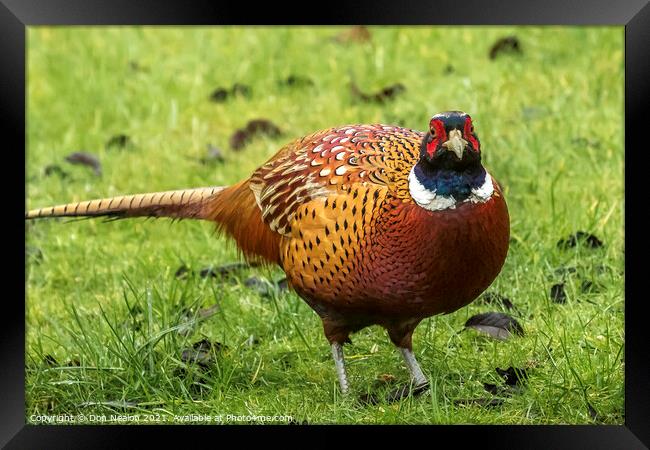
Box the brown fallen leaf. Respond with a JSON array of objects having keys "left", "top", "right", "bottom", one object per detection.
[
  {"left": 483, "top": 383, "right": 500, "bottom": 395},
  {"left": 230, "top": 119, "right": 282, "bottom": 151},
  {"left": 65, "top": 152, "right": 102, "bottom": 176},
  {"left": 209, "top": 83, "right": 252, "bottom": 103},
  {"left": 288, "top": 419, "right": 310, "bottom": 425},
  {"left": 66, "top": 358, "right": 81, "bottom": 367},
  {"left": 489, "top": 36, "right": 522, "bottom": 60},
  {"left": 209, "top": 87, "right": 229, "bottom": 102},
  {"left": 496, "top": 366, "right": 530, "bottom": 387},
  {"left": 550, "top": 283, "right": 567, "bottom": 304},
  {"left": 43, "top": 164, "right": 70, "bottom": 178},
  {"left": 350, "top": 81, "right": 406, "bottom": 103},
  {"left": 580, "top": 280, "right": 602, "bottom": 294},
  {"left": 280, "top": 75, "right": 314, "bottom": 88},
  {"left": 106, "top": 134, "right": 132, "bottom": 150},
  {"left": 174, "top": 265, "right": 191, "bottom": 279},
  {"left": 464, "top": 312, "right": 524, "bottom": 340},
  {"left": 557, "top": 231, "right": 604, "bottom": 249},
  {"left": 180, "top": 339, "right": 228, "bottom": 369},
  {"left": 43, "top": 354, "right": 58, "bottom": 366}
]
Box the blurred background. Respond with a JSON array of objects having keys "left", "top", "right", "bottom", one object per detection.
[{"left": 25, "top": 27, "right": 624, "bottom": 424}]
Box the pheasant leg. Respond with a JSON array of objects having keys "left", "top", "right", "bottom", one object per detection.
[
  {"left": 331, "top": 342, "right": 350, "bottom": 395},
  {"left": 399, "top": 347, "right": 428, "bottom": 387},
  {"left": 384, "top": 348, "right": 430, "bottom": 403}
]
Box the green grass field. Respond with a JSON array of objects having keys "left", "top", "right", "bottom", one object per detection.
[{"left": 25, "top": 26, "right": 624, "bottom": 425}]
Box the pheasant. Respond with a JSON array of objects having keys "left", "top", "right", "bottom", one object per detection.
[{"left": 26, "top": 111, "right": 510, "bottom": 399}]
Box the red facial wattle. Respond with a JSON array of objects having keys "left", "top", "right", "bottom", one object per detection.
[
  {"left": 463, "top": 117, "right": 480, "bottom": 152},
  {"left": 426, "top": 120, "right": 447, "bottom": 158}
]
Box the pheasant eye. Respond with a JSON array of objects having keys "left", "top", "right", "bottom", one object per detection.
[{"left": 429, "top": 119, "right": 445, "bottom": 137}]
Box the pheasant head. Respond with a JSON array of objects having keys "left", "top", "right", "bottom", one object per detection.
[{"left": 409, "top": 111, "right": 493, "bottom": 211}]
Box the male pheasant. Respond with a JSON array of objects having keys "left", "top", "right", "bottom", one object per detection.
[{"left": 26, "top": 111, "right": 510, "bottom": 399}]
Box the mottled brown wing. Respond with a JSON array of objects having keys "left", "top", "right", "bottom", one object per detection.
[{"left": 249, "top": 124, "right": 423, "bottom": 235}]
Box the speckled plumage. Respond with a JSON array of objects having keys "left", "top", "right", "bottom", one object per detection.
[
  {"left": 212, "top": 124, "right": 509, "bottom": 348},
  {"left": 27, "top": 113, "right": 510, "bottom": 398},
  {"left": 249, "top": 124, "right": 422, "bottom": 235}
]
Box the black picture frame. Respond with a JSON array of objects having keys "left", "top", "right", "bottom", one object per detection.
[{"left": 5, "top": 0, "right": 648, "bottom": 447}]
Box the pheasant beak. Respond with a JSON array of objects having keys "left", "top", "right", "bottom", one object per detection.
[{"left": 442, "top": 129, "right": 468, "bottom": 159}]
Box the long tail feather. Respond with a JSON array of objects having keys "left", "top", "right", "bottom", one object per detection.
[{"left": 25, "top": 186, "right": 226, "bottom": 221}]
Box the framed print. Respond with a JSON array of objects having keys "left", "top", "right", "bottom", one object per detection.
[{"left": 3, "top": 0, "right": 648, "bottom": 447}]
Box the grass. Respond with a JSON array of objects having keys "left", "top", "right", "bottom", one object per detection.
[{"left": 25, "top": 26, "right": 624, "bottom": 425}]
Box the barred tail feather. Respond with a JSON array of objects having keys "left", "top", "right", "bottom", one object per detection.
[
  {"left": 25, "top": 186, "right": 226, "bottom": 221},
  {"left": 26, "top": 182, "right": 282, "bottom": 265}
]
